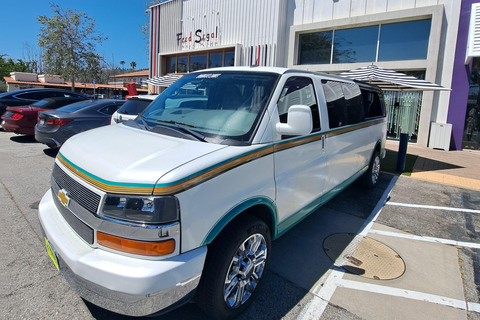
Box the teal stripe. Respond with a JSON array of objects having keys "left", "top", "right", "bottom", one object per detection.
[
  {"left": 59, "top": 152, "right": 155, "bottom": 189},
  {"left": 154, "top": 144, "right": 274, "bottom": 188},
  {"left": 201, "top": 197, "right": 278, "bottom": 246},
  {"left": 276, "top": 166, "right": 368, "bottom": 238}
]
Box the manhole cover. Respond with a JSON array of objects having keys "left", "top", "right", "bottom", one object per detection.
[{"left": 323, "top": 233, "right": 405, "bottom": 280}]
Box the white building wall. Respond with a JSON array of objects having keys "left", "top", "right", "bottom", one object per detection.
[
  {"left": 149, "top": 0, "right": 462, "bottom": 147},
  {"left": 152, "top": 0, "right": 289, "bottom": 69},
  {"left": 288, "top": 0, "right": 461, "bottom": 147}
]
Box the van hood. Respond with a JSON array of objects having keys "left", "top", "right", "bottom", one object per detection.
[{"left": 57, "top": 124, "right": 228, "bottom": 194}]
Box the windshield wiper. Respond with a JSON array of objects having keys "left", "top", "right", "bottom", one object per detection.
[
  {"left": 138, "top": 115, "right": 151, "bottom": 130},
  {"left": 156, "top": 120, "right": 207, "bottom": 142}
]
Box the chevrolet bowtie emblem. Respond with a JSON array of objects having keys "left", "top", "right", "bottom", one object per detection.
[{"left": 58, "top": 189, "right": 70, "bottom": 207}]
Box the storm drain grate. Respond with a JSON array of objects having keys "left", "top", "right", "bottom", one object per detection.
[{"left": 323, "top": 233, "right": 405, "bottom": 280}]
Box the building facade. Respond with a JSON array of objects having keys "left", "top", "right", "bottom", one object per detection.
[{"left": 148, "top": 0, "right": 480, "bottom": 150}]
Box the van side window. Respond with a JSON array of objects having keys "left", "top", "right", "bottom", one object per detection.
[
  {"left": 322, "top": 80, "right": 347, "bottom": 128},
  {"left": 362, "top": 88, "right": 386, "bottom": 119},
  {"left": 277, "top": 77, "right": 320, "bottom": 133},
  {"left": 343, "top": 83, "right": 365, "bottom": 124}
]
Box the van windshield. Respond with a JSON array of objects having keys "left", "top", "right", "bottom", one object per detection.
[{"left": 139, "top": 71, "right": 279, "bottom": 145}]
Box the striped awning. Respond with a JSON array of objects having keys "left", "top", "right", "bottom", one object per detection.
[
  {"left": 338, "top": 64, "right": 450, "bottom": 91},
  {"left": 145, "top": 74, "right": 180, "bottom": 87}
]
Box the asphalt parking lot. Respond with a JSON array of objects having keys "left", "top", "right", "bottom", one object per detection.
[{"left": 1, "top": 131, "right": 479, "bottom": 320}]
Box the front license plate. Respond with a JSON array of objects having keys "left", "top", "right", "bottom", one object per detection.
[{"left": 44, "top": 238, "right": 59, "bottom": 271}]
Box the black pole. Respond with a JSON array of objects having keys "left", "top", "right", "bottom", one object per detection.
[{"left": 396, "top": 133, "right": 409, "bottom": 172}]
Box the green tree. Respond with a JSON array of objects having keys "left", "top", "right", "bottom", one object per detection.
[
  {"left": 130, "top": 61, "right": 136, "bottom": 70},
  {"left": 0, "top": 54, "right": 33, "bottom": 79},
  {"left": 119, "top": 60, "right": 125, "bottom": 71},
  {"left": 37, "top": 4, "right": 107, "bottom": 91}
]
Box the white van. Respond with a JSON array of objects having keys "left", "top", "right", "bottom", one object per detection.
[{"left": 39, "top": 67, "right": 386, "bottom": 319}]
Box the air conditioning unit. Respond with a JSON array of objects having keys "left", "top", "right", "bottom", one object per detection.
[{"left": 428, "top": 123, "right": 452, "bottom": 151}]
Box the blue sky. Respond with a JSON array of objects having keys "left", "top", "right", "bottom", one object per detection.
[{"left": 0, "top": 0, "right": 150, "bottom": 70}]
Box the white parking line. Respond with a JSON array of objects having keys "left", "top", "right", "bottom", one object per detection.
[
  {"left": 369, "top": 229, "right": 480, "bottom": 249},
  {"left": 298, "top": 175, "right": 480, "bottom": 319},
  {"left": 297, "top": 176, "right": 398, "bottom": 320},
  {"left": 385, "top": 202, "right": 480, "bottom": 214},
  {"left": 337, "top": 279, "right": 467, "bottom": 310}
]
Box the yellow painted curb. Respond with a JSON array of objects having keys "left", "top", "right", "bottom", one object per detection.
[{"left": 410, "top": 171, "right": 480, "bottom": 191}]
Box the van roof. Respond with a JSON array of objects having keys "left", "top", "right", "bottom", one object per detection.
[{"left": 190, "top": 66, "right": 360, "bottom": 83}]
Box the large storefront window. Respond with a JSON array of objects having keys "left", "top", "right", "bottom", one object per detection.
[
  {"left": 384, "top": 71, "right": 426, "bottom": 143},
  {"left": 190, "top": 54, "right": 207, "bottom": 71},
  {"left": 463, "top": 59, "right": 480, "bottom": 150},
  {"left": 163, "top": 49, "right": 234, "bottom": 74},
  {"left": 378, "top": 20, "right": 431, "bottom": 61},
  {"left": 298, "top": 31, "right": 332, "bottom": 65},
  {"left": 209, "top": 52, "right": 223, "bottom": 68},
  {"left": 333, "top": 26, "right": 378, "bottom": 63},
  {"left": 297, "top": 19, "right": 431, "bottom": 65}
]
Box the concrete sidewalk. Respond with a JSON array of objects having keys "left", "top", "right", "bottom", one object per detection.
[{"left": 385, "top": 140, "right": 480, "bottom": 191}]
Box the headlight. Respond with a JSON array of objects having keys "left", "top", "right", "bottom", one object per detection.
[{"left": 101, "top": 195, "right": 179, "bottom": 224}]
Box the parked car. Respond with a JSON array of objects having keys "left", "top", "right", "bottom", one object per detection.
[
  {"left": 1, "top": 96, "right": 87, "bottom": 135},
  {"left": 110, "top": 94, "right": 157, "bottom": 124},
  {"left": 35, "top": 99, "right": 125, "bottom": 148},
  {"left": 39, "top": 67, "right": 387, "bottom": 318},
  {"left": 0, "top": 88, "right": 86, "bottom": 118}
]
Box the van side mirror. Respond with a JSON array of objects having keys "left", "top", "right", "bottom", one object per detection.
[{"left": 276, "top": 105, "right": 313, "bottom": 136}]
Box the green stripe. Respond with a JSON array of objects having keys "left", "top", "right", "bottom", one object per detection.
[
  {"left": 201, "top": 197, "right": 278, "bottom": 245},
  {"left": 276, "top": 166, "right": 368, "bottom": 238},
  {"left": 58, "top": 152, "right": 155, "bottom": 189},
  {"left": 59, "top": 119, "right": 384, "bottom": 194}
]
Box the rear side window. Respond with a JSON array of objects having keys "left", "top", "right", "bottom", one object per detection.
[
  {"left": 99, "top": 104, "right": 120, "bottom": 115},
  {"left": 362, "top": 89, "right": 385, "bottom": 119},
  {"left": 118, "top": 100, "right": 151, "bottom": 115},
  {"left": 322, "top": 80, "right": 347, "bottom": 129},
  {"left": 15, "top": 92, "right": 37, "bottom": 100},
  {"left": 323, "top": 80, "right": 384, "bottom": 129}
]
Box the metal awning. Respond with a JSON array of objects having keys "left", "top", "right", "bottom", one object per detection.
[
  {"left": 338, "top": 64, "right": 450, "bottom": 91},
  {"left": 145, "top": 74, "right": 180, "bottom": 87}
]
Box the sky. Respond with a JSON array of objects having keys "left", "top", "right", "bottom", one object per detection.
[{"left": 0, "top": 0, "right": 151, "bottom": 70}]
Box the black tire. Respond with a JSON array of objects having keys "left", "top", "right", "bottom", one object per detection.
[
  {"left": 361, "top": 150, "right": 380, "bottom": 189},
  {"left": 196, "top": 214, "right": 271, "bottom": 320}
]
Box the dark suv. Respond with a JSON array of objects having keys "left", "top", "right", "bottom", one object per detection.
[{"left": 0, "top": 88, "right": 86, "bottom": 117}]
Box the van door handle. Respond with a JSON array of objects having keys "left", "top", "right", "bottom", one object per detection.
[{"left": 321, "top": 135, "right": 325, "bottom": 154}]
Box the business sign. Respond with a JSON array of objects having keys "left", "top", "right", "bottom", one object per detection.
[{"left": 177, "top": 28, "right": 218, "bottom": 47}]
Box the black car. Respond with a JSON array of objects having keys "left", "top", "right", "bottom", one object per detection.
[
  {"left": 0, "top": 88, "right": 86, "bottom": 118},
  {"left": 35, "top": 99, "right": 125, "bottom": 148}
]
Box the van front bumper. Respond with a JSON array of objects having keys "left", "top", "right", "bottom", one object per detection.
[{"left": 38, "top": 189, "right": 207, "bottom": 317}]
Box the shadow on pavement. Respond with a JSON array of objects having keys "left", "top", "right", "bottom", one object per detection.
[
  {"left": 9, "top": 135, "right": 37, "bottom": 143},
  {"left": 43, "top": 147, "right": 59, "bottom": 158}
]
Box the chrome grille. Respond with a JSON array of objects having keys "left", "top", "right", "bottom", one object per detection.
[
  {"left": 52, "top": 163, "right": 101, "bottom": 214},
  {"left": 52, "top": 192, "right": 94, "bottom": 244}
]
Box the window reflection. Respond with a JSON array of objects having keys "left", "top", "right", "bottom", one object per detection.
[
  {"left": 166, "top": 57, "right": 176, "bottom": 73},
  {"left": 299, "top": 31, "right": 332, "bottom": 64},
  {"left": 190, "top": 54, "right": 207, "bottom": 71},
  {"left": 177, "top": 56, "right": 188, "bottom": 73},
  {"left": 378, "top": 20, "right": 430, "bottom": 61},
  {"left": 224, "top": 51, "right": 235, "bottom": 66},
  {"left": 297, "top": 19, "right": 431, "bottom": 65},
  {"left": 333, "top": 26, "right": 378, "bottom": 63},
  {"left": 464, "top": 58, "right": 480, "bottom": 150},
  {"left": 209, "top": 52, "right": 223, "bottom": 68}
]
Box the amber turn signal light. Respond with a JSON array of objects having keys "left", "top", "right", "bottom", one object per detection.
[{"left": 97, "top": 232, "right": 175, "bottom": 256}]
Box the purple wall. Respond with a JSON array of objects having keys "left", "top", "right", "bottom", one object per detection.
[{"left": 447, "top": 0, "right": 477, "bottom": 150}]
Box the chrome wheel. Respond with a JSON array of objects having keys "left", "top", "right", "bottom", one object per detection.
[
  {"left": 223, "top": 233, "right": 267, "bottom": 308},
  {"left": 371, "top": 155, "right": 380, "bottom": 185}
]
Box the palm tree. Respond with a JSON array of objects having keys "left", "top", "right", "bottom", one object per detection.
[
  {"left": 119, "top": 60, "right": 125, "bottom": 71},
  {"left": 130, "top": 61, "right": 136, "bottom": 70}
]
